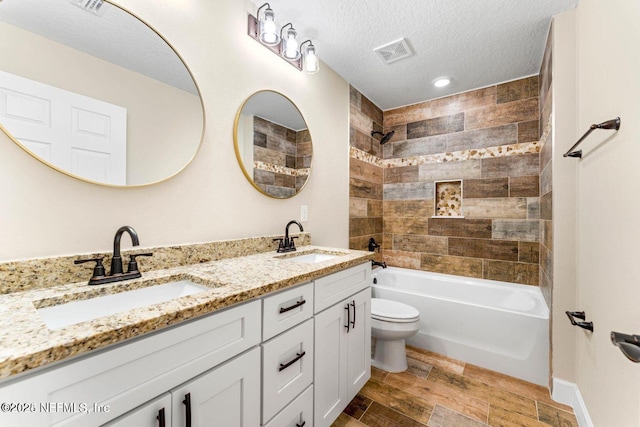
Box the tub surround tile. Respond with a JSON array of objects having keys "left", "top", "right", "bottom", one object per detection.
[
  {"left": 465, "top": 98, "right": 539, "bottom": 131},
  {"left": 421, "top": 254, "right": 484, "bottom": 278},
  {"left": 510, "top": 175, "right": 540, "bottom": 197},
  {"left": 428, "top": 218, "right": 493, "bottom": 239},
  {"left": 497, "top": 76, "right": 539, "bottom": 105},
  {"left": 518, "top": 242, "right": 540, "bottom": 264},
  {"left": 446, "top": 124, "right": 518, "bottom": 153},
  {"left": 463, "top": 178, "right": 510, "bottom": 199},
  {"left": 393, "top": 234, "right": 448, "bottom": 255},
  {"left": 379, "top": 250, "right": 421, "bottom": 269},
  {"left": 0, "top": 245, "right": 372, "bottom": 380},
  {"left": 430, "top": 86, "right": 497, "bottom": 118},
  {"left": 448, "top": 238, "right": 519, "bottom": 262},
  {"left": 518, "top": 120, "right": 541, "bottom": 143}
]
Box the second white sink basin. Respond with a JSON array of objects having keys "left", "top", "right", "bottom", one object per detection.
[
  {"left": 36, "top": 280, "right": 209, "bottom": 330},
  {"left": 287, "top": 253, "right": 338, "bottom": 263}
]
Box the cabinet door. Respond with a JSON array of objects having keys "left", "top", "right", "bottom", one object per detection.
[
  {"left": 346, "top": 289, "right": 371, "bottom": 400},
  {"left": 171, "top": 348, "right": 260, "bottom": 427},
  {"left": 103, "top": 394, "right": 171, "bottom": 427},
  {"left": 313, "top": 301, "right": 348, "bottom": 427}
]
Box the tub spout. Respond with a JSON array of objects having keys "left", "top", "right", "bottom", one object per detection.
[{"left": 372, "top": 260, "right": 387, "bottom": 269}]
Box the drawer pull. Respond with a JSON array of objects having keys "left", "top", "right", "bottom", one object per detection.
[
  {"left": 183, "top": 393, "right": 192, "bottom": 427},
  {"left": 350, "top": 300, "right": 356, "bottom": 329},
  {"left": 279, "top": 299, "right": 306, "bottom": 314},
  {"left": 345, "top": 304, "right": 351, "bottom": 332},
  {"left": 279, "top": 351, "right": 306, "bottom": 372},
  {"left": 157, "top": 408, "right": 166, "bottom": 427},
  {"left": 296, "top": 421, "right": 306, "bottom": 427}
]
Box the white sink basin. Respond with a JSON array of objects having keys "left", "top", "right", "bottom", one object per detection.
[
  {"left": 285, "top": 253, "right": 339, "bottom": 264},
  {"left": 36, "top": 280, "right": 209, "bottom": 330}
]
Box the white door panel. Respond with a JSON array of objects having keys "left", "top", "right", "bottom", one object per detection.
[{"left": 0, "top": 70, "right": 126, "bottom": 184}]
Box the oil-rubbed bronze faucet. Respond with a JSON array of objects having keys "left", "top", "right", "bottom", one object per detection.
[
  {"left": 75, "top": 225, "right": 153, "bottom": 285},
  {"left": 274, "top": 220, "right": 304, "bottom": 253}
]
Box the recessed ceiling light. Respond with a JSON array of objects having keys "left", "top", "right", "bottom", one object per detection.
[{"left": 433, "top": 77, "right": 451, "bottom": 88}]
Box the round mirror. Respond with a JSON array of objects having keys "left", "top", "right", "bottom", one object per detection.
[
  {"left": 0, "top": 0, "right": 204, "bottom": 186},
  {"left": 234, "top": 91, "right": 312, "bottom": 198}
]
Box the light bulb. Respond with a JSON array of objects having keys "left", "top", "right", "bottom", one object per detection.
[
  {"left": 282, "top": 27, "right": 300, "bottom": 60},
  {"left": 304, "top": 45, "right": 319, "bottom": 74}
]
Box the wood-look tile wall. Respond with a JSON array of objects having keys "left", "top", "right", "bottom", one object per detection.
[
  {"left": 348, "top": 77, "right": 547, "bottom": 286},
  {"left": 381, "top": 77, "right": 541, "bottom": 285},
  {"left": 253, "top": 116, "right": 310, "bottom": 198},
  {"left": 349, "top": 86, "right": 384, "bottom": 259},
  {"left": 539, "top": 24, "right": 553, "bottom": 306}
]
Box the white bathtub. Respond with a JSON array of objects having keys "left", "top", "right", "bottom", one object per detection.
[{"left": 371, "top": 267, "right": 549, "bottom": 386}]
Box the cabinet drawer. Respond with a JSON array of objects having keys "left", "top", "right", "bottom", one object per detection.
[
  {"left": 0, "top": 300, "right": 261, "bottom": 427},
  {"left": 263, "top": 282, "right": 313, "bottom": 341},
  {"left": 263, "top": 385, "right": 313, "bottom": 427},
  {"left": 262, "top": 318, "right": 314, "bottom": 423},
  {"left": 314, "top": 263, "right": 371, "bottom": 313}
]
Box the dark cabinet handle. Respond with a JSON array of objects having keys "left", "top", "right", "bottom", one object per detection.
[
  {"left": 344, "top": 304, "right": 351, "bottom": 332},
  {"left": 350, "top": 300, "right": 356, "bottom": 329},
  {"left": 296, "top": 421, "right": 306, "bottom": 427},
  {"left": 280, "top": 299, "right": 306, "bottom": 313},
  {"left": 156, "top": 407, "right": 166, "bottom": 427},
  {"left": 183, "top": 393, "right": 192, "bottom": 427},
  {"left": 279, "top": 351, "right": 306, "bottom": 372}
]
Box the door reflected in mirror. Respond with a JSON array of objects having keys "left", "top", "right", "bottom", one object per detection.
[
  {"left": 0, "top": 0, "right": 204, "bottom": 186},
  {"left": 234, "top": 91, "right": 312, "bottom": 198}
]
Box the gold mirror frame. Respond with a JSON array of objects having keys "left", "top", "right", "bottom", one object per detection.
[
  {"left": 233, "top": 90, "right": 312, "bottom": 199},
  {"left": 0, "top": 0, "right": 205, "bottom": 188}
]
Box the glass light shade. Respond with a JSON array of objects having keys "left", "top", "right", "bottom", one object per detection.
[
  {"left": 304, "top": 44, "right": 319, "bottom": 74},
  {"left": 282, "top": 28, "right": 300, "bottom": 60},
  {"left": 259, "top": 8, "right": 280, "bottom": 46}
]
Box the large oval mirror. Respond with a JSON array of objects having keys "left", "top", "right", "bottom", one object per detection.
[
  {"left": 0, "top": 0, "right": 204, "bottom": 186},
  {"left": 234, "top": 91, "right": 312, "bottom": 198}
]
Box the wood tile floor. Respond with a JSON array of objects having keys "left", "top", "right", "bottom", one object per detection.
[{"left": 332, "top": 346, "right": 579, "bottom": 427}]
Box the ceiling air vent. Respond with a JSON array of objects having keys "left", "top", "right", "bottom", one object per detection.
[{"left": 373, "top": 38, "right": 414, "bottom": 64}]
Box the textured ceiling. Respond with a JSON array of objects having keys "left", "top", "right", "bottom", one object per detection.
[
  {"left": 0, "top": 0, "right": 197, "bottom": 94},
  {"left": 261, "top": 0, "right": 577, "bottom": 110}
]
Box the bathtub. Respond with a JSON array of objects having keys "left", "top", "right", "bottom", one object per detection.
[{"left": 371, "top": 267, "right": 549, "bottom": 386}]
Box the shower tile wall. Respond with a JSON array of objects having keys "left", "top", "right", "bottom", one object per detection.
[
  {"left": 539, "top": 24, "right": 553, "bottom": 306},
  {"left": 349, "top": 77, "right": 544, "bottom": 285},
  {"left": 349, "top": 86, "right": 384, "bottom": 260},
  {"left": 253, "top": 116, "right": 311, "bottom": 198}
]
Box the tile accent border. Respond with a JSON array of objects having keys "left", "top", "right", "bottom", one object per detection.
[{"left": 254, "top": 161, "right": 310, "bottom": 177}]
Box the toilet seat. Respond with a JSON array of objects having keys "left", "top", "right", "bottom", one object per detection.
[{"left": 371, "top": 298, "right": 420, "bottom": 323}]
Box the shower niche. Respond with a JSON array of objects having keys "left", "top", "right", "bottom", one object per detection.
[{"left": 433, "top": 180, "right": 464, "bottom": 218}]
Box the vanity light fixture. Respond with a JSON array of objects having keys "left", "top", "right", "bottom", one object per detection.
[
  {"left": 280, "top": 23, "right": 301, "bottom": 61},
  {"left": 68, "top": 0, "right": 107, "bottom": 16},
  {"left": 247, "top": 3, "right": 319, "bottom": 73},
  {"left": 301, "top": 40, "right": 319, "bottom": 74},
  {"left": 257, "top": 3, "right": 280, "bottom": 46}
]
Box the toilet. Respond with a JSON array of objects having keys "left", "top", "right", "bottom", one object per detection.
[{"left": 370, "top": 298, "right": 420, "bottom": 372}]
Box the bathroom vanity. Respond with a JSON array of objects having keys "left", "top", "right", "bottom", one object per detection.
[{"left": 0, "top": 244, "right": 372, "bottom": 427}]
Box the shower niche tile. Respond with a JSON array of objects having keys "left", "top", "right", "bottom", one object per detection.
[{"left": 434, "top": 180, "right": 464, "bottom": 218}]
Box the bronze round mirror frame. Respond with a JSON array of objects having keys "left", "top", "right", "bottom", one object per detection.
[{"left": 233, "top": 90, "right": 313, "bottom": 199}]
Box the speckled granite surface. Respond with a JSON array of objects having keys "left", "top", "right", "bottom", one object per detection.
[
  {"left": 0, "top": 233, "right": 311, "bottom": 294},
  {"left": 0, "top": 246, "right": 372, "bottom": 380}
]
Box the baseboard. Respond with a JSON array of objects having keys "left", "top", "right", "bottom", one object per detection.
[{"left": 552, "top": 378, "right": 594, "bottom": 427}]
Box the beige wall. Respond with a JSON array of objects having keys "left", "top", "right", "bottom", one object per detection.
[
  {"left": 0, "top": 0, "right": 350, "bottom": 261},
  {"left": 0, "top": 21, "right": 202, "bottom": 185},
  {"left": 554, "top": 1, "right": 640, "bottom": 425}
]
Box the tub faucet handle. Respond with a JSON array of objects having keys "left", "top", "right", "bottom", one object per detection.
[{"left": 367, "top": 237, "right": 381, "bottom": 252}]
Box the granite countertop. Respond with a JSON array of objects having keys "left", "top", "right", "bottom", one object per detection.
[{"left": 0, "top": 246, "right": 372, "bottom": 380}]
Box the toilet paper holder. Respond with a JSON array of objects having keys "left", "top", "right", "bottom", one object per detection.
[{"left": 611, "top": 331, "right": 640, "bottom": 363}]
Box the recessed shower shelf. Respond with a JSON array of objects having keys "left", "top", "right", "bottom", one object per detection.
[{"left": 434, "top": 179, "right": 463, "bottom": 218}]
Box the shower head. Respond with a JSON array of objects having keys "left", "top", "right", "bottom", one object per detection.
[{"left": 371, "top": 130, "right": 395, "bottom": 144}]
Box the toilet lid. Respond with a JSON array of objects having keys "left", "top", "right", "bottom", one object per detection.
[{"left": 371, "top": 298, "right": 420, "bottom": 322}]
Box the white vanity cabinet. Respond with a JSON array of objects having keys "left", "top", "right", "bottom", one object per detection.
[
  {"left": 104, "top": 394, "right": 172, "bottom": 427},
  {"left": 0, "top": 300, "right": 261, "bottom": 427},
  {"left": 313, "top": 264, "right": 371, "bottom": 427}
]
